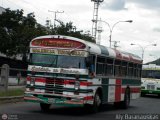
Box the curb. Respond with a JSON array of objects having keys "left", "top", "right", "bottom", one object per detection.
[{"left": 0, "top": 96, "right": 24, "bottom": 104}]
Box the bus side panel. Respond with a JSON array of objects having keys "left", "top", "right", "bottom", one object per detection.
[
  {"left": 121, "top": 79, "right": 141, "bottom": 100},
  {"left": 102, "top": 78, "right": 122, "bottom": 103},
  {"left": 107, "top": 79, "right": 116, "bottom": 102},
  {"left": 102, "top": 78, "right": 109, "bottom": 103}
]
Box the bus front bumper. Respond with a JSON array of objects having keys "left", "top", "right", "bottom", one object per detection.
[
  {"left": 141, "top": 89, "right": 160, "bottom": 94},
  {"left": 24, "top": 92, "right": 94, "bottom": 106}
]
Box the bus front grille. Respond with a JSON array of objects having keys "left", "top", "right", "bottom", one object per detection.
[
  {"left": 45, "top": 78, "right": 64, "bottom": 94},
  {"left": 147, "top": 84, "right": 155, "bottom": 90}
]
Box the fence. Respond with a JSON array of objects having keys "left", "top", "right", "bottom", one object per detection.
[{"left": 0, "top": 64, "right": 27, "bottom": 91}]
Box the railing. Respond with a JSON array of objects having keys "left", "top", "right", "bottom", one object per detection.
[{"left": 0, "top": 64, "right": 27, "bottom": 91}]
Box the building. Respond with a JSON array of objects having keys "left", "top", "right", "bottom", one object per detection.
[{"left": 0, "top": 6, "right": 5, "bottom": 14}]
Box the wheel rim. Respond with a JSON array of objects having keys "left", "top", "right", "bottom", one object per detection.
[
  {"left": 126, "top": 94, "right": 130, "bottom": 106},
  {"left": 95, "top": 94, "right": 101, "bottom": 107}
]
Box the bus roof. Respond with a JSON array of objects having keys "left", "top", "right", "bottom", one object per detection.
[
  {"left": 143, "top": 64, "right": 160, "bottom": 70},
  {"left": 30, "top": 35, "right": 142, "bottom": 64}
]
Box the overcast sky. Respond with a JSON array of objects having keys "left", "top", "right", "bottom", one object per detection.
[{"left": 1, "top": 0, "right": 160, "bottom": 63}]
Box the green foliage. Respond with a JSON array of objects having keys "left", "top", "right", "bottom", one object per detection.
[
  {"left": 0, "top": 9, "right": 48, "bottom": 60},
  {"left": 0, "top": 88, "right": 24, "bottom": 97},
  {"left": 146, "top": 58, "right": 160, "bottom": 65},
  {"left": 0, "top": 9, "right": 94, "bottom": 62}
]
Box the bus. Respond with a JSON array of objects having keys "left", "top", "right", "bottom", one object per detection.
[
  {"left": 141, "top": 64, "right": 160, "bottom": 97},
  {"left": 24, "top": 35, "right": 142, "bottom": 112}
]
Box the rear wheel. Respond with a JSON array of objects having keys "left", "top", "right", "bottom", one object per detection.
[
  {"left": 121, "top": 88, "right": 130, "bottom": 109},
  {"left": 40, "top": 103, "right": 51, "bottom": 112}
]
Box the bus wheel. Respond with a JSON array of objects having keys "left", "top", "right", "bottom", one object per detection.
[
  {"left": 121, "top": 89, "right": 130, "bottom": 109},
  {"left": 40, "top": 103, "right": 51, "bottom": 112},
  {"left": 92, "top": 91, "right": 102, "bottom": 113},
  {"left": 141, "top": 93, "right": 145, "bottom": 97}
]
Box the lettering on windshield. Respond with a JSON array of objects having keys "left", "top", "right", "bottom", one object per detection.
[{"left": 31, "top": 48, "right": 88, "bottom": 57}]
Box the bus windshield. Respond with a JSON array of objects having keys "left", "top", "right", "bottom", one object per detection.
[
  {"left": 30, "top": 53, "right": 86, "bottom": 69},
  {"left": 142, "top": 70, "right": 160, "bottom": 79}
]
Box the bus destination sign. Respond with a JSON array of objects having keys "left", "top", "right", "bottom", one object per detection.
[{"left": 31, "top": 38, "right": 86, "bottom": 49}]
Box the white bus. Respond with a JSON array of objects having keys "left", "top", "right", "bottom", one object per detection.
[
  {"left": 141, "top": 64, "right": 160, "bottom": 97},
  {"left": 24, "top": 35, "right": 142, "bottom": 112}
]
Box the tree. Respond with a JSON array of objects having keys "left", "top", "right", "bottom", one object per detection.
[
  {"left": 0, "top": 9, "right": 94, "bottom": 62},
  {"left": 0, "top": 9, "right": 48, "bottom": 61},
  {"left": 52, "top": 21, "right": 94, "bottom": 42}
]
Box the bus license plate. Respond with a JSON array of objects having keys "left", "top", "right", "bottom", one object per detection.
[{"left": 48, "top": 98, "right": 55, "bottom": 103}]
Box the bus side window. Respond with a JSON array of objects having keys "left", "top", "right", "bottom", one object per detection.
[
  {"left": 122, "top": 61, "right": 127, "bottom": 77},
  {"left": 114, "top": 60, "right": 121, "bottom": 77},
  {"left": 106, "top": 58, "right": 114, "bottom": 76},
  {"left": 96, "top": 56, "right": 105, "bottom": 76},
  {"left": 86, "top": 55, "right": 95, "bottom": 74}
]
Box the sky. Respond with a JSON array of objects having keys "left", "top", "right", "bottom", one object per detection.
[{"left": 1, "top": 0, "right": 160, "bottom": 63}]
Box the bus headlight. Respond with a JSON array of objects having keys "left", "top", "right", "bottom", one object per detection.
[
  {"left": 30, "top": 78, "right": 35, "bottom": 86},
  {"left": 75, "top": 81, "right": 80, "bottom": 90}
]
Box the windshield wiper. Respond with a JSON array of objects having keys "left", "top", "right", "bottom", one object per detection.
[{"left": 48, "top": 57, "right": 57, "bottom": 67}]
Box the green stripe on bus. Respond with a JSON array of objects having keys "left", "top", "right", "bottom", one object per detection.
[
  {"left": 141, "top": 90, "right": 160, "bottom": 94},
  {"left": 102, "top": 78, "right": 109, "bottom": 102},
  {"left": 122, "top": 79, "right": 141, "bottom": 85}
]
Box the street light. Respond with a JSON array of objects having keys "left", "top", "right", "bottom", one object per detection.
[
  {"left": 130, "top": 43, "right": 157, "bottom": 63},
  {"left": 97, "top": 20, "right": 133, "bottom": 47}
]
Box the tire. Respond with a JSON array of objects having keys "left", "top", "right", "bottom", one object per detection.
[
  {"left": 121, "top": 88, "right": 130, "bottom": 109},
  {"left": 92, "top": 91, "right": 102, "bottom": 113},
  {"left": 141, "top": 93, "right": 145, "bottom": 97},
  {"left": 114, "top": 102, "right": 121, "bottom": 109},
  {"left": 40, "top": 103, "right": 51, "bottom": 112},
  {"left": 84, "top": 91, "right": 102, "bottom": 113}
]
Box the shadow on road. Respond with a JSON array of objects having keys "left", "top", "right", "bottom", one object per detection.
[
  {"left": 30, "top": 103, "right": 137, "bottom": 116},
  {"left": 141, "top": 94, "right": 160, "bottom": 99}
]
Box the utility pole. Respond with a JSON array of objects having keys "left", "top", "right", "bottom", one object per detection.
[
  {"left": 48, "top": 10, "right": 64, "bottom": 28},
  {"left": 112, "top": 41, "right": 120, "bottom": 49},
  {"left": 97, "top": 19, "right": 103, "bottom": 45},
  {"left": 91, "top": 0, "right": 104, "bottom": 42}
]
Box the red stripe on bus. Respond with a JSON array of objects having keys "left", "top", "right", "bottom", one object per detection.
[
  {"left": 35, "top": 78, "right": 46, "bottom": 83},
  {"left": 84, "top": 96, "right": 93, "bottom": 100},
  {"left": 64, "top": 80, "right": 75, "bottom": 85},
  {"left": 121, "top": 87, "right": 141, "bottom": 93},
  {"left": 80, "top": 81, "right": 92, "bottom": 86},
  {"left": 115, "top": 79, "right": 121, "bottom": 102}
]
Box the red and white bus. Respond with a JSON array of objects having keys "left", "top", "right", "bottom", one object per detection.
[{"left": 24, "top": 35, "right": 142, "bottom": 112}]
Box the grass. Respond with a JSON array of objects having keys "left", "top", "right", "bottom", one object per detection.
[{"left": 0, "top": 89, "right": 25, "bottom": 97}]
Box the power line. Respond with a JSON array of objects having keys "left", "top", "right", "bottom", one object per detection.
[{"left": 48, "top": 10, "right": 64, "bottom": 28}]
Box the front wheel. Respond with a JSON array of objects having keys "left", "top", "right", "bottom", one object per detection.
[
  {"left": 92, "top": 91, "right": 102, "bottom": 113},
  {"left": 84, "top": 91, "right": 102, "bottom": 113},
  {"left": 40, "top": 103, "right": 51, "bottom": 112}
]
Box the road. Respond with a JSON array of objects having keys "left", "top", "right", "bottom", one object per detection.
[{"left": 0, "top": 95, "right": 160, "bottom": 120}]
